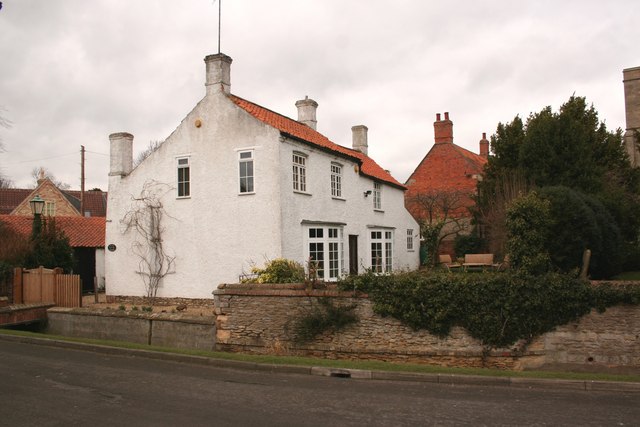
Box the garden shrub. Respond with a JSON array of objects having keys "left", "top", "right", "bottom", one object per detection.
[
  {"left": 454, "top": 233, "right": 483, "bottom": 259},
  {"left": 338, "top": 270, "right": 640, "bottom": 349},
  {"left": 505, "top": 191, "right": 552, "bottom": 275},
  {"left": 248, "top": 258, "right": 305, "bottom": 284}
]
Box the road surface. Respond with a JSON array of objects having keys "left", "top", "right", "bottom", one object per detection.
[{"left": 1, "top": 339, "right": 638, "bottom": 426}]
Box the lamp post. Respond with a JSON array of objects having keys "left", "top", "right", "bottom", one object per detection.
[{"left": 29, "top": 194, "right": 45, "bottom": 238}]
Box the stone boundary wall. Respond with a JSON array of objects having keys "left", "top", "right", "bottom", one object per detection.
[
  {"left": 214, "top": 283, "right": 640, "bottom": 371},
  {"left": 106, "top": 295, "right": 213, "bottom": 308},
  {"left": 46, "top": 307, "right": 216, "bottom": 351}
]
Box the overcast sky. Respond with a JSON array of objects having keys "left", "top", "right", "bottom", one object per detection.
[{"left": 1, "top": 0, "right": 639, "bottom": 190}]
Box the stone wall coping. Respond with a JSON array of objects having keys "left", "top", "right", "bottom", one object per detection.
[
  {"left": 215, "top": 283, "right": 361, "bottom": 298},
  {"left": 47, "top": 307, "right": 215, "bottom": 325}
]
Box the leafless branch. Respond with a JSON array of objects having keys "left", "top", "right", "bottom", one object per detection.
[{"left": 121, "top": 180, "right": 176, "bottom": 303}]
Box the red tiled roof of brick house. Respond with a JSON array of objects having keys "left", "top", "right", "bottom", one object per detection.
[
  {"left": 404, "top": 113, "right": 488, "bottom": 254},
  {"left": 0, "top": 215, "right": 105, "bottom": 248},
  {"left": 0, "top": 182, "right": 107, "bottom": 217}
]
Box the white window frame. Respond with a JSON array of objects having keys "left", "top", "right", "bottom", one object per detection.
[
  {"left": 292, "top": 152, "right": 307, "bottom": 193},
  {"left": 331, "top": 162, "right": 342, "bottom": 198},
  {"left": 44, "top": 201, "right": 55, "bottom": 217},
  {"left": 238, "top": 150, "right": 254, "bottom": 194},
  {"left": 373, "top": 182, "right": 382, "bottom": 210},
  {"left": 407, "top": 229, "right": 414, "bottom": 251},
  {"left": 370, "top": 229, "right": 393, "bottom": 273},
  {"left": 305, "top": 225, "right": 344, "bottom": 281},
  {"left": 177, "top": 156, "right": 190, "bottom": 198}
]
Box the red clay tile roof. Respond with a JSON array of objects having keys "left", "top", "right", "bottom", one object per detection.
[
  {"left": 229, "top": 95, "right": 405, "bottom": 189},
  {"left": 405, "top": 142, "right": 487, "bottom": 196},
  {"left": 0, "top": 188, "right": 31, "bottom": 214},
  {"left": 0, "top": 188, "right": 107, "bottom": 217},
  {"left": 0, "top": 215, "right": 105, "bottom": 247}
]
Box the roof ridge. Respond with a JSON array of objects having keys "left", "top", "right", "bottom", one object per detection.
[{"left": 228, "top": 93, "right": 404, "bottom": 189}]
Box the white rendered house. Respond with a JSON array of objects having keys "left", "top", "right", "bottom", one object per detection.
[{"left": 105, "top": 53, "right": 419, "bottom": 299}]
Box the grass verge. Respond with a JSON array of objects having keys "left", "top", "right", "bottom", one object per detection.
[{"left": 1, "top": 328, "right": 639, "bottom": 383}]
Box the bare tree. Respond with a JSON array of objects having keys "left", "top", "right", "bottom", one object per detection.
[
  {"left": 406, "top": 190, "right": 471, "bottom": 266},
  {"left": 476, "top": 171, "right": 531, "bottom": 257},
  {"left": 0, "top": 107, "right": 12, "bottom": 186},
  {"left": 30, "top": 166, "right": 71, "bottom": 190},
  {"left": 134, "top": 140, "right": 162, "bottom": 167},
  {"left": 121, "top": 180, "right": 176, "bottom": 303}
]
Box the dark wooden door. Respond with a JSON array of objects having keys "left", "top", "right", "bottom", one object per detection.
[{"left": 349, "top": 235, "right": 358, "bottom": 275}]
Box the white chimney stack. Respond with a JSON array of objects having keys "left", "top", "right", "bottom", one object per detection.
[
  {"left": 109, "top": 132, "right": 133, "bottom": 177},
  {"left": 352, "top": 125, "right": 368, "bottom": 156},
  {"left": 205, "top": 53, "right": 233, "bottom": 95},
  {"left": 295, "top": 96, "right": 318, "bottom": 130}
]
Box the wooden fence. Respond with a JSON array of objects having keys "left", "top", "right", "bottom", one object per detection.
[{"left": 13, "top": 267, "right": 82, "bottom": 308}]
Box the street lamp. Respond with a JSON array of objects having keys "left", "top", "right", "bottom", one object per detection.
[{"left": 29, "top": 194, "right": 45, "bottom": 237}]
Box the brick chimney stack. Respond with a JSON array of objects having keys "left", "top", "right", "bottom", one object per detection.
[
  {"left": 434, "top": 112, "right": 453, "bottom": 144},
  {"left": 479, "top": 132, "right": 489, "bottom": 158},
  {"left": 296, "top": 96, "right": 318, "bottom": 130},
  {"left": 352, "top": 125, "right": 369, "bottom": 156}
]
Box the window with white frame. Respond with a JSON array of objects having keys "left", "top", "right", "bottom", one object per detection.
[
  {"left": 331, "top": 163, "right": 342, "bottom": 198},
  {"left": 306, "top": 225, "right": 344, "bottom": 281},
  {"left": 292, "top": 153, "right": 307, "bottom": 192},
  {"left": 44, "top": 201, "right": 55, "bottom": 217},
  {"left": 370, "top": 229, "right": 393, "bottom": 273},
  {"left": 407, "top": 229, "right": 414, "bottom": 251},
  {"left": 177, "top": 157, "right": 190, "bottom": 198},
  {"left": 238, "top": 150, "right": 254, "bottom": 193},
  {"left": 373, "top": 182, "right": 382, "bottom": 210}
]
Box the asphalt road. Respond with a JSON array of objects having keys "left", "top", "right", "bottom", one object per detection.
[{"left": 1, "top": 339, "right": 638, "bottom": 427}]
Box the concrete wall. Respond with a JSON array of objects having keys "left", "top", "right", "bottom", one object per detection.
[
  {"left": 46, "top": 308, "right": 215, "bottom": 351},
  {"left": 214, "top": 284, "right": 640, "bottom": 372}
]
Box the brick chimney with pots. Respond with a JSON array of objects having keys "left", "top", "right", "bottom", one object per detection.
[
  {"left": 352, "top": 125, "right": 369, "bottom": 156},
  {"left": 295, "top": 96, "right": 318, "bottom": 130},
  {"left": 479, "top": 132, "right": 489, "bottom": 158},
  {"left": 434, "top": 112, "right": 453, "bottom": 144}
]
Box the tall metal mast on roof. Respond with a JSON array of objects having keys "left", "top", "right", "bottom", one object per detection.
[{"left": 217, "top": 0, "right": 222, "bottom": 53}]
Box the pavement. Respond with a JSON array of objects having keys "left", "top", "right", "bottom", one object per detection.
[{"left": 1, "top": 332, "right": 639, "bottom": 394}]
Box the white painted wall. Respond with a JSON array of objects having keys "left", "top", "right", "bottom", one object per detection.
[
  {"left": 106, "top": 62, "right": 418, "bottom": 299},
  {"left": 278, "top": 139, "right": 419, "bottom": 276},
  {"left": 106, "top": 90, "right": 284, "bottom": 299}
]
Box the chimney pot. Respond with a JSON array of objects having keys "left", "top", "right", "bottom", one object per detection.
[
  {"left": 436, "top": 113, "right": 441, "bottom": 121},
  {"left": 296, "top": 97, "right": 319, "bottom": 130},
  {"left": 444, "top": 112, "right": 449, "bottom": 120},
  {"left": 352, "top": 125, "right": 369, "bottom": 156}
]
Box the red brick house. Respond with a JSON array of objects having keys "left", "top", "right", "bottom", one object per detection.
[
  {"left": 404, "top": 112, "right": 488, "bottom": 256},
  {"left": 0, "top": 177, "right": 107, "bottom": 292}
]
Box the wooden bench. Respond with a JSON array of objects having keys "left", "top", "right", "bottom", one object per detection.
[
  {"left": 438, "top": 254, "right": 462, "bottom": 271},
  {"left": 463, "top": 253, "right": 494, "bottom": 271}
]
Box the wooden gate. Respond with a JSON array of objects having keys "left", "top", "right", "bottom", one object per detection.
[{"left": 15, "top": 267, "right": 82, "bottom": 308}]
